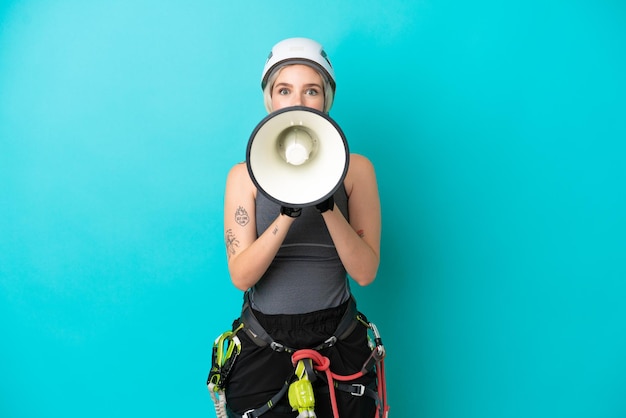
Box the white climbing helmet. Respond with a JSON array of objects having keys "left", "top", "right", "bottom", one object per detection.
[{"left": 261, "top": 37, "right": 336, "bottom": 93}]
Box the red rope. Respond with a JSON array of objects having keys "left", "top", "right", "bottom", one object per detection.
[
  {"left": 377, "top": 358, "right": 389, "bottom": 417},
  {"left": 292, "top": 349, "right": 369, "bottom": 418}
]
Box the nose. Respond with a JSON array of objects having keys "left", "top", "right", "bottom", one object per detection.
[{"left": 291, "top": 94, "right": 303, "bottom": 106}]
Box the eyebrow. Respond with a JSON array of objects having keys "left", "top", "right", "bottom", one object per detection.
[{"left": 274, "top": 82, "right": 323, "bottom": 89}]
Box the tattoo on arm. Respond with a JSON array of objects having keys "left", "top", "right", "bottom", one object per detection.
[
  {"left": 235, "top": 206, "right": 250, "bottom": 226},
  {"left": 225, "top": 228, "right": 240, "bottom": 258},
  {"left": 356, "top": 229, "right": 365, "bottom": 238}
]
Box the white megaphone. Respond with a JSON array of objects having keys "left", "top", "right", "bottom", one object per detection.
[{"left": 246, "top": 106, "right": 349, "bottom": 208}]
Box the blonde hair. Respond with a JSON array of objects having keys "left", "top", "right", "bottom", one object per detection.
[{"left": 263, "top": 65, "right": 335, "bottom": 114}]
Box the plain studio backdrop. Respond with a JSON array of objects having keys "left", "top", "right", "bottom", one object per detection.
[{"left": 1, "top": 1, "right": 625, "bottom": 417}]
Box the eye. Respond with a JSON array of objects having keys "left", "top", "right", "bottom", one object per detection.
[
  {"left": 277, "top": 87, "right": 290, "bottom": 96},
  {"left": 305, "top": 88, "right": 320, "bottom": 96}
]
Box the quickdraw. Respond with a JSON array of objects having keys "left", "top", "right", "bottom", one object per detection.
[{"left": 207, "top": 324, "right": 243, "bottom": 418}]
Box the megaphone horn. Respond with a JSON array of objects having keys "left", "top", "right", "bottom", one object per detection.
[{"left": 246, "top": 106, "right": 350, "bottom": 208}]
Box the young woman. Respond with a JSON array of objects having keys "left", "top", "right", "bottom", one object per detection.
[{"left": 222, "top": 37, "right": 382, "bottom": 418}]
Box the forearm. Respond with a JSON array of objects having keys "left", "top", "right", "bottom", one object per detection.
[
  {"left": 228, "top": 213, "right": 295, "bottom": 290},
  {"left": 321, "top": 207, "right": 380, "bottom": 286}
]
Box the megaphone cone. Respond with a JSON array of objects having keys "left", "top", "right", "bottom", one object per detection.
[{"left": 246, "top": 106, "right": 349, "bottom": 208}]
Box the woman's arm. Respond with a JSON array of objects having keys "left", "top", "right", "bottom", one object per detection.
[
  {"left": 224, "top": 163, "right": 296, "bottom": 290},
  {"left": 321, "top": 154, "right": 381, "bottom": 286}
]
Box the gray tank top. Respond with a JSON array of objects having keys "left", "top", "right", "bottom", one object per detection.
[{"left": 249, "top": 184, "right": 351, "bottom": 314}]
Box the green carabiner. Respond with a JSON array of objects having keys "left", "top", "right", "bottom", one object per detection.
[{"left": 208, "top": 324, "right": 243, "bottom": 392}]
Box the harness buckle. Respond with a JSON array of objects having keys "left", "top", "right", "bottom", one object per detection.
[
  {"left": 242, "top": 409, "right": 255, "bottom": 418},
  {"left": 270, "top": 341, "right": 285, "bottom": 352},
  {"left": 350, "top": 383, "right": 366, "bottom": 397},
  {"left": 324, "top": 335, "right": 338, "bottom": 347}
]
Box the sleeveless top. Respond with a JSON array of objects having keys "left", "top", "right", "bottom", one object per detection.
[{"left": 248, "top": 184, "right": 351, "bottom": 315}]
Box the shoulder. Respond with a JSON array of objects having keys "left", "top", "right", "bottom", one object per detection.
[
  {"left": 227, "top": 162, "right": 250, "bottom": 181},
  {"left": 226, "top": 162, "right": 256, "bottom": 193},
  {"left": 348, "top": 153, "right": 375, "bottom": 172},
  {"left": 345, "top": 153, "right": 377, "bottom": 195}
]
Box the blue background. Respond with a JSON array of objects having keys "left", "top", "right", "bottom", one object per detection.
[{"left": 1, "top": 1, "right": 625, "bottom": 417}]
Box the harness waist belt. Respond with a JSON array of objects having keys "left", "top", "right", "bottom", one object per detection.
[{"left": 240, "top": 292, "right": 359, "bottom": 353}]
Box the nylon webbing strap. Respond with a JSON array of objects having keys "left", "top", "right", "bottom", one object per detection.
[
  {"left": 241, "top": 380, "right": 290, "bottom": 418},
  {"left": 329, "top": 380, "right": 379, "bottom": 401},
  {"left": 240, "top": 293, "right": 296, "bottom": 352},
  {"left": 239, "top": 292, "right": 359, "bottom": 352}
]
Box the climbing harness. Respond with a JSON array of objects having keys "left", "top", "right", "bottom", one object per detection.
[
  {"left": 240, "top": 292, "right": 359, "bottom": 353},
  {"left": 207, "top": 293, "right": 390, "bottom": 418}
]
